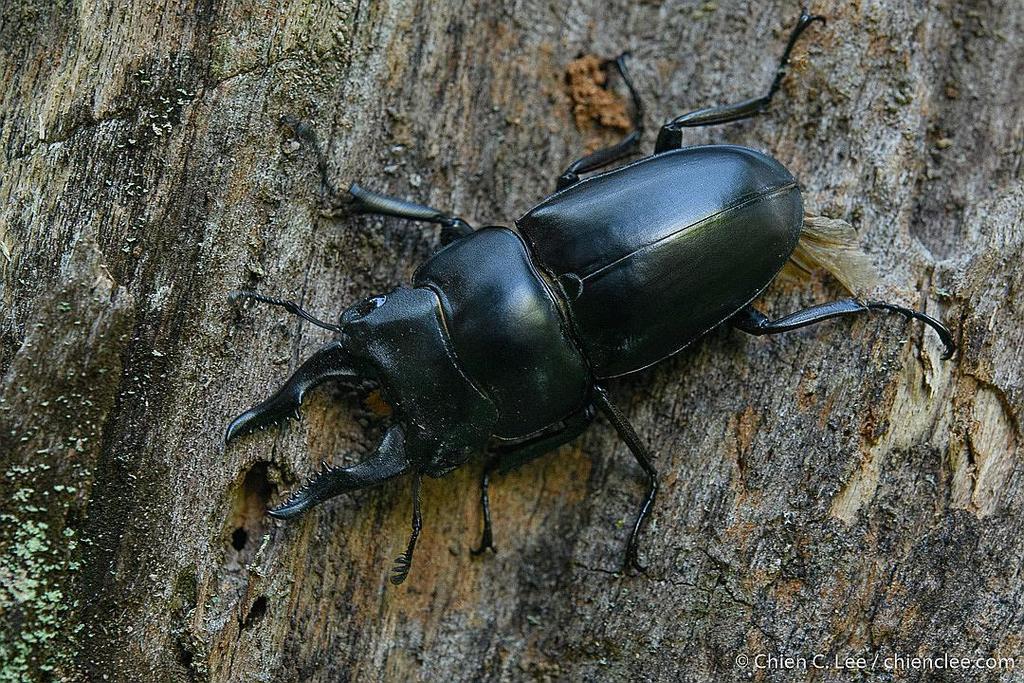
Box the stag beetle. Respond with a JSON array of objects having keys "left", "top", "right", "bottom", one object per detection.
[{"left": 225, "top": 8, "right": 955, "bottom": 584}]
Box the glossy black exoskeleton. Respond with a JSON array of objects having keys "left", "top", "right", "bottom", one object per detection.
[{"left": 224, "top": 8, "right": 955, "bottom": 584}]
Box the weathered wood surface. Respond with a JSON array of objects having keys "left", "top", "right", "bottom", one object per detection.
[{"left": 2, "top": 1, "right": 1023, "bottom": 681}]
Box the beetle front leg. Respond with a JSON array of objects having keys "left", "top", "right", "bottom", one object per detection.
[
  {"left": 281, "top": 115, "right": 474, "bottom": 246},
  {"left": 471, "top": 456, "right": 500, "bottom": 555},
  {"left": 592, "top": 385, "right": 658, "bottom": 574},
  {"left": 390, "top": 473, "right": 423, "bottom": 585},
  {"left": 346, "top": 183, "right": 474, "bottom": 246},
  {"left": 471, "top": 406, "right": 596, "bottom": 555},
  {"left": 655, "top": 7, "right": 825, "bottom": 152}
]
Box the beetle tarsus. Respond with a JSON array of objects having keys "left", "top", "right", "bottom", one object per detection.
[
  {"left": 865, "top": 301, "right": 956, "bottom": 360},
  {"left": 767, "top": 8, "right": 828, "bottom": 100},
  {"left": 390, "top": 473, "right": 423, "bottom": 585},
  {"left": 557, "top": 52, "right": 645, "bottom": 191},
  {"left": 470, "top": 532, "right": 496, "bottom": 556},
  {"left": 624, "top": 545, "right": 647, "bottom": 575},
  {"left": 280, "top": 114, "right": 344, "bottom": 205}
]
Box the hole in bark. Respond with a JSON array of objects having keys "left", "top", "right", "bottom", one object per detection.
[
  {"left": 176, "top": 642, "right": 194, "bottom": 670},
  {"left": 242, "top": 595, "right": 268, "bottom": 630},
  {"left": 226, "top": 462, "right": 273, "bottom": 570},
  {"left": 231, "top": 527, "right": 248, "bottom": 551}
]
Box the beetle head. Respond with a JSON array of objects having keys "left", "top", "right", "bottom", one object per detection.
[
  {"left": 225, "top": 286, "right": 497, "bottom": 517},
  {"left": 223, "top": 290, "right": 410, "bottom": 444}
]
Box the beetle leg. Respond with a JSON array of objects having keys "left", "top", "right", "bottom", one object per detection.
[
  {"left": 471, "top": 456, "right": 501, "bottom": 555},
  {"left": 390, "top": 472, "right": 423, "bottom": 585},
  {"left": 592, "top": 385, "right": 658, "bottom": 574},
  {"left": 280, "top": 115, "right": 342, "bottom": 204},
  {"left": 654, "top": 7, "right": 825, "bottom": 152},
  {"left": 347, "top": 183, "right": 474, "bottom": 246},
  {"left": 731, "top": 299, "right": 956, "bottom": 359},
  {"left": 280, "top": 115, "right": 473, "bottom": 245},
  {"left": 471, "top": 406, "right": 596, "bottom": 555},
  {"left": 557, "top": 53, "right": 645, "bottom": 191}
]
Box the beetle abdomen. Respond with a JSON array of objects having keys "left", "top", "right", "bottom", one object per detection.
[{"left": 517, "top": 145, "right": 802, "bottom": 378}]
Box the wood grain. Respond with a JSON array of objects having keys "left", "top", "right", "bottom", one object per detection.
[{"left": 2, "top": 1, "right": 1022, "bottom": 681}]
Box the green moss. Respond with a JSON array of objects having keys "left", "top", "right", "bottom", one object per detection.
[{"left": 0, "top": 503, "right": 77, "bottom": 681}]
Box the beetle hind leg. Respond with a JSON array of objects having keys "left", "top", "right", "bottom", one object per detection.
[
  {"left": 654, "top": 7, "right": 825, "bottom": 152},
  {"left": 731, "top": 299, "right": 956, "bottom": 359},
  {"left": 557, "top": 53, "right": 645, "bottom": 191}
]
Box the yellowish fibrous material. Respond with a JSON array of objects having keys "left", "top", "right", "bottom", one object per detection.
[{"left": 782, "top": 214, "right": 878, "bottom": 296}]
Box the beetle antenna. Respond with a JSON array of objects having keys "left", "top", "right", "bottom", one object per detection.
[{"left": 230, "top": 290, "right": 342, "bottom": 332}]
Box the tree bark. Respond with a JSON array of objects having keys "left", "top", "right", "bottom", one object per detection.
[{"left": 2, "top": 1, "right": 1023, "bottom": 681}]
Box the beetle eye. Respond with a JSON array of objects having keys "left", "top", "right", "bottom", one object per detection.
[
  {"left": 343, "top": 295, "right": 386, "bottom": 324},
  {"left": 359, "top": 296, "right": 386, "bottom": 315}
]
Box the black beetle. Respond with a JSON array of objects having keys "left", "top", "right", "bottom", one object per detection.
[{"left": 225, "top": 8, "right": 954, "bottom": 584}]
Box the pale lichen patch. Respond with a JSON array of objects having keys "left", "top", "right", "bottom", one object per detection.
[
  {"left": 830, "top": 342, "right": 953, "bottom": 523},
  {"left": 954, "top": 385, "right": 1016, "bottom": 516}
]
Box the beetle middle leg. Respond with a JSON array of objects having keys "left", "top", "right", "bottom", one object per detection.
[
  {"left": 731, "top": 299, "right": 956, "bottom": 359},
  {"left": 556, "top": 53, "right": 645, "bottom": 191},
  {"left": 281, "top": 115, "right": 473, "bottom": 245},
  {"left": 472, "top": 406, "right": 596, "bottom": 555},
  {"left": 592, "top": 385, "right": 658, "bottom": 574},
  {"left": 654, "top": 7, "right": 825, "bottom": 152}
]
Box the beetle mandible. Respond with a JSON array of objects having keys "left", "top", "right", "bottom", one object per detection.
[{"left": 225, "top": 8, "right": 955, "bottom": 584}]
